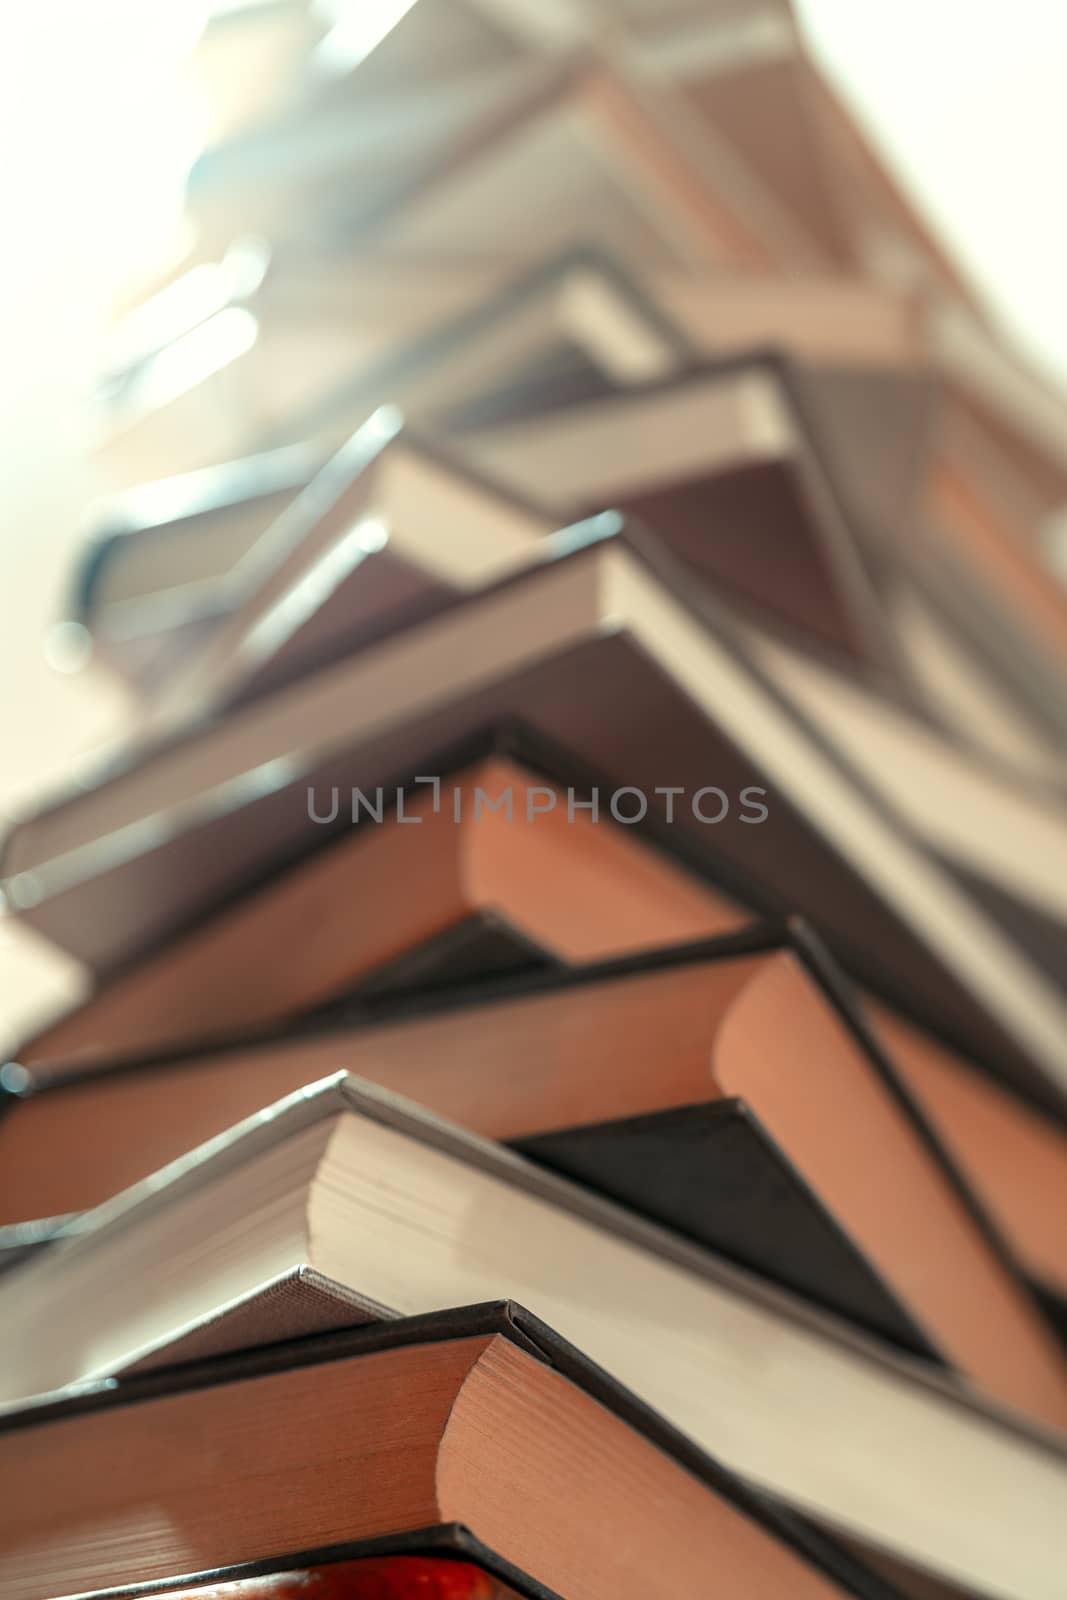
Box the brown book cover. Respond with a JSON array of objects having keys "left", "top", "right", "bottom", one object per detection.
[{"left": 0, "top": 1302, "right": 912, "bottom": 1600}]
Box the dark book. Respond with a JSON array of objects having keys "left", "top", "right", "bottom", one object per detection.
[
  {"left": 723, "top": 597, "right": 1067, "bottom": 1003},
  {"left": 861, "top": 545, "right": 1067, "bottom": 777},
  {"left": 461, "top": 353, "right": 925, "bottom": 677},
  {"left": 82, "top": 299, "right": 933, "bottom": 708}
]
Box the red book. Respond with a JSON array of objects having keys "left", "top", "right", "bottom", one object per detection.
[{"left": 156, "top": 1557, "right": 507, "bottom": 1600}]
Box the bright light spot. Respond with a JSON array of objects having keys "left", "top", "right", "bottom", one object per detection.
[
  {"left": 105, "top": 237, "right": 269, "bottom": 383},
  {"left": 43, "top": 621, "right": 93, "bottom": 675},
  {"left": 355, "top": 515, "right": 390, "bottom": 554},
  {"left": 0, "top": 1062, "right": 31, "bottom": 1096},
  {"left": 116, "top": 305, "right": 259, "bottom": 420}
]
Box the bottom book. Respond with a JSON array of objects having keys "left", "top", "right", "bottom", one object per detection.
[
  {"left": 0, "top": 1305, "right": 897, "bottom": 1600},
  {"left": 142, "top": 1555, "right": 515, "bottom": 1600}
]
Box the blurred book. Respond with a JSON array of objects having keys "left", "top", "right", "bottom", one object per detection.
[
  {"left": 8, "top": 531, "right": 1067, "bottom": 1112},
  {"left": 83, "top": 417, "right": 554, "bottom": 706}
]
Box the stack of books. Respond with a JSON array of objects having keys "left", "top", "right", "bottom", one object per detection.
[{"left": 3, "top": 5, "right": 1067, "bottom": 1598}]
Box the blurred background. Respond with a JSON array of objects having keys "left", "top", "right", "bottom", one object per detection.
[{"left": 2, "top": 0, "right": 1067, "bottom": 1042}]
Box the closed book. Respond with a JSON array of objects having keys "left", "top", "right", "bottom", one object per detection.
[
  {"left": 0, "top": 1301, "right": 909, "bottom": 1600},
  {"left": 12, "top": 749, "right": 741, "bottom": 1069},
  {"left": 80, "top": 421, "right": 553, "bottom": 707},
  {"left": 462, "top": 354, "right": 907, "bottom": 676},
  {"left": 279, "top": 243, "right": 693, "bottom": 456}
]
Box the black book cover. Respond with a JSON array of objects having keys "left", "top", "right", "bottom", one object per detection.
[{"left": 515, "top": 1101, "right": 937, "bottom": 1361}]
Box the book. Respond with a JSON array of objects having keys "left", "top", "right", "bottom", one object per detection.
[
  {"left": 185, "top": 42, "right": 544, "bottom": 256},
  {"left": 659, "top": 268, "right": 924, "bottom": 367},
  {"left": 75, "top": 443, "right": 321, "bottom": 694},
  {"left": 274, "top": 244, "right": 694, "bottom": 453},
  {"left": 78, "top": 421, "right": 553, "bottom": 708},
  {"left": 6, "top": 525, "right": 1062, "bottom": 1107},
  {"left": 657, "top": 3, "right": 851, "bottom": 264},
  {"left": 3, "top": 921, "right": 1060, "bottom": 1387},
  {"left": 114, "top": 50, "right": 718, "bottom": 482},
  {"left": 3, "top": 1075, "right": 1067, "bottom": 1600},
  {"left": 83, "top": 264, "right": 937, "bottom": 705},
  {"left": 86, "top": 242, "right": 695, "bottom": 609},
  {"left": 191, "top": 44, "right": 786, "bottom": 274},
  {"left": 80, "top": 305, "right": 1061, "bottom": 767},
  {"left": 266, "top": 256, "right": 931, "bottom": 638},
  {"left": 169, "top": 363, "right": 937, "bottom": 714},
  {"left": 868, "top": 1002, "right": 1067, "bottom": 1328},
  {"left": 138, "top": 418, "right": 555, "bottom": 722},
  {"left": 205, "top": 256, "right": 926, "bottom": 409},
  {"left": 12, "top": 750, "right": 741, "bottom": 1068},
  {"left": 873, "top": 563, "right": 1067, "bottom": 783},
  {"left": 735, "top": 623, "right": 1067, "bottom": 986},
  {"left": 460, "top": 354, "right": 919, "bottom": 674},
  {"left": 111, "top": 350, "right": 934, "bottom": 717},
  {"left": 80, "top": 232, "right": 700, "bottom": 689},
  {"left": 0, "top": 1303, "right": 906, "bottom": 1600},
  {"left": 926, "top": 401, "right": 1067, "bottom": 690}
]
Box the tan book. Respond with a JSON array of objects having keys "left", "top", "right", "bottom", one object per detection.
[
  {"left": 0, "top": 1303, "right": 889, "bottom": 1600},
  {"left": 868, "top": 1004, "right": 1067, "bottom": 1310},
  {"left": 15, "top": 753, "right": 741, "bottom": 1068}
]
